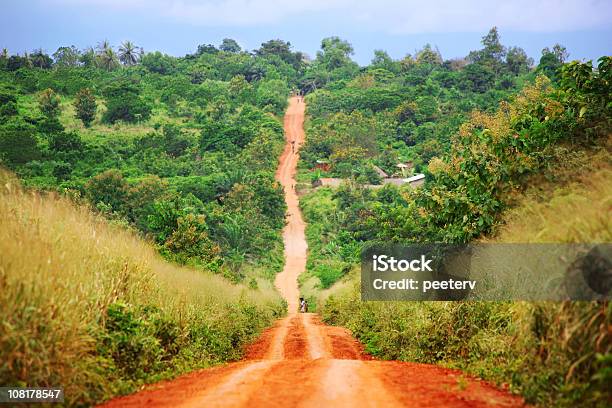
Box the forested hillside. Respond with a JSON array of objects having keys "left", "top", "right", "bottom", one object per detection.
[
  {"left": 0, "top": 38, "right": 307, "bottom": 279},
  {"left": 299, "top": 28, "right": 551, "bottom": 180},
  {"left": 295, "top": 31, "right": 611, "bottom": 407}
]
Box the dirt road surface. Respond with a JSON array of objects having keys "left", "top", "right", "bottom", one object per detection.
[{"left": 100, "top": 97, "right": 527, "bottom": 407}]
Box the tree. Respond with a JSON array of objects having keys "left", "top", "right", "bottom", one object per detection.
[
  {"left": 162, "top": 214, "right": 221, "bottom": 266},
  {"left": 49, "top": 131, "right": 83, "bottom": 152},
  {"left": 538, "top": 44, "right": 568, "bottom": 83},
  {"left": 85, "top": 169, "right": 129, "bottom": 214},
  {"left": 0, "top": 91, "right": 17, "bottom": 118},
  {"left": 462, "top": 63, "right": 495, "bottom": 92},
  {"left": 80, "top": 46, "right": 96, "bottom": 67},
  {"left": 23, "top": 52, "right": 33, "bottom": 68},
  {"left": 52, "top": 161, "right": 72, "bottom": 180},
  {"left": 0, "top": 101, "right": 17, "bottom": 118},
  {"left": 481, "top": 27, "right": 505, "bottom": 61},
  {"left": 256, "top": 79, "right": 289, "bottom": 114},
  {"left": 0, "top": 48, "right": 7, "bottom": 70},
  {"left": 371, "top": 50, "right": 399, "bottom": 73},
  {"left": 96, "top": 41, "right": 119, "bottom": 70},
  {"left": 30, "top": 49, "right": 53, "bottom": 69},
  {"left": 102, "top": 78, "right": 151, "bottom": 123},
  {"left": 6, "top": 55, "right": 26, "bottom": 71},
  {"left": 118, "top": 41, "right": 140, "bottom": 66},
  {"left": 74, "top": 88, "right": 97, "bottom": 127},
  {"left": 53, "top": 46, "right": 81, "bottom": 67},
  {"left": 505, "top": 46, "right": 533, "bottom": 74},
  {"left": 0, "top": 122, "right": 40, "bottom": 166},
  {"left": 162, "top": 124, "right": 191, "bottom": 157},
  {"left": 415, "top": 44, "right": 443, "bottom": 65},
  {"left": 468, "top": 27, "right": 506, "bottom": 74},
  {"left": 256, "top": 39, "right": 301, "bottom": 68},
  {"left": 220, "top": 38, "right": 241, "bottom": 53},
  {"left": 317, "top": 37, "right": 354, "bottom": 70},
  {"left": 196, "top": 43, "right": 218, "bottom": 55},
  {"left": 38, "top": 88, "right": 61, "bottom": 118},
  {"left": 542, "top": 43, "right": 569, "bottom": 64},
  {"left": 140, "top": 51, "right": 175, "bottom": 74}
]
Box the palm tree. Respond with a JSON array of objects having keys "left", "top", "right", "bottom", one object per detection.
[
  {"left": 81, "top": 46, "right": 96, "bottom": 67},
  {"left": 96, "top": 40, "right": 111, "bottom": 54},
  {"left": 31, "top": 48, "right": 51, "bottom": 68},
  {"left": 1, "top": 48, "right": 8, "bottom": 60},
  {"left": 23, "top": 52, "right": 32, "bottom": 68},
  {"left": 118, "top": 41, "right": 140, "bottom": 66},
  {"left": 95, "top": 40, "right": 119, "bottom": 71}
]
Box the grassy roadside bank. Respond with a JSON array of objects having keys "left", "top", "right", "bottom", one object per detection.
[
  {"left": 312, "top": 152, "right": 611, "bottom": 407},
  {"left": 0, "top": 169, "right": 285, "bottom": 406}
]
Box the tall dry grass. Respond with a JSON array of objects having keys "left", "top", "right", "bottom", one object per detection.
[
  {"left": 0, "top": 169, "right": 283, "bottom": 404},
  {"left": 488, "top": 145, "right": 611, "bottom": 243}
]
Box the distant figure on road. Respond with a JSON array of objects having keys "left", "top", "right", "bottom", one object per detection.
[
  {"left": 300, "top": 298, "right": 306, "bottom": 313},
  {"left": 291, "top": 140, "right": 295, "bottom": 153}
]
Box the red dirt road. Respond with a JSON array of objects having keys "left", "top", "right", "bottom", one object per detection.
[{"left": 99, "top": 97, "right": 526, "bottom": 407}]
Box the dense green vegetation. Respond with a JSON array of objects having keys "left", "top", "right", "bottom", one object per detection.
[
  {"left": 297, "top": 31, "right": 610, "bottom": 407},
  {"left": 299, "top": 29, "right": 602, "bottom": 298},
  {"left": 0, "top": 38, "right": 309, "bottom": 279},
  {"left": 299, "top": 28, "right": 547, "bottom": 181}
]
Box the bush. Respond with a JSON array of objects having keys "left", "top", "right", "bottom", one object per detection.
[
  {"left": 85, "top": 169, "right": 129, "bottom": 214},
  {"left": 322, "top": 290, "right": 611, "bottom": 407},
  {"left": 0, "top": 122, "right": 40, "bottom": 166},
  {"left": 0, "top": 101, "right": 18, "bottom": 118},
  {"left": 0, "top": 172, "right": 283, "bottom": 406},
  {"left": 101, "top": 303, "right": 173, "bottom": 379},
  {"left": 102, "top": 79, "right": 152, "bottom": 124},
  {"left": 38, "top": 88, "right": 61, "bottom": 118},
  {"left": 74, "top": 88, "right": 97, "bottom": 127},
  {"left": 162, "top": 124, "right": 191, "bottom": 157},
  {"left": 37, "top": 116, "right": 65, "bottom": 135},
  {"left": 0, "top": 90, "right": 17, "bottom": 105},
  {"left": 146, "top": 194, "right": 204, "bottom": 244},
  {"left": 49, "top": 131, "right": 83, "bottom": 152},
  {"left": 313, "top": 262, "right": 347, "bottom": 289},
  {"left": 52, "top": 161, "right": 72, "bottom": 180},
  {"left": 161, "top": 214, "right": 222, "bottom": 267}
]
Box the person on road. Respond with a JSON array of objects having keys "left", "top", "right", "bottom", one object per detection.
[{"left": 300, "top": 298, "right": 306, "bottom": 313}]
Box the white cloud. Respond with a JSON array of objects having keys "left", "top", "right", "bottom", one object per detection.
[{"left": 47, "top": 0, "right": 612, "bottom": 32}]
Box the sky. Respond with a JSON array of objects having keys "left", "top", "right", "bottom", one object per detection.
[{"left": 1, "top": 0, "right": 611, "bottom": 65}]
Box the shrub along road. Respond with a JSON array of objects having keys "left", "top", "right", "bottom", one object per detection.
[{"left": 99, "top": 97, "right": 527, "bottom": 408}]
